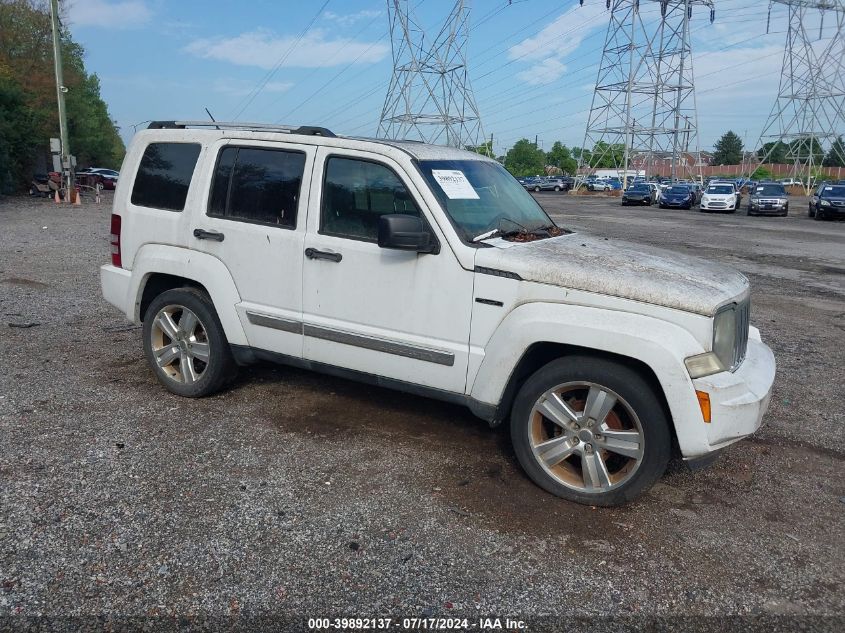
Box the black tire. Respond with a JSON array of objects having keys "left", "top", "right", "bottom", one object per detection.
[
  {"left": 814, "top": 209, "right": 824, "bottom": 220},
  {"left": 510, "top": 356, "right": 672, "bottom": 506},
  {"left": 142, "top": 287, "right": 237, "bottom": 397},
  {"left": 808, "top": 205, "right": 815, "bottom": 217},
  {"left": 554, "top": 186, "right": 561, "bottom": 192},
  {"left": 534, "top": 186, "right": 541, "bottom": 192}
]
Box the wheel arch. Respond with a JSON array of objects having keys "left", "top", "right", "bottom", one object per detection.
[{"left": 129, "top": 244, "right": 248, "bottom": 346}]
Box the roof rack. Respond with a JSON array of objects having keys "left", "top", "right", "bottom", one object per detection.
[{"left": 147, "top": 121, "right": 336, "bottom": 137}]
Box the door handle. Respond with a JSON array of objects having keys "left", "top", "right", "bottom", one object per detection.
[
  {"left": 305, "top": 247, "right": 342, "bottom": 263},
  {"left": 193, "top": 228, "right": 225, "bottom": 242}
]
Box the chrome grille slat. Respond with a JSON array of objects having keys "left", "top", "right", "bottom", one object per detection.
[{"left": 733, "top": 299, "right": 750, "bottom": 370}]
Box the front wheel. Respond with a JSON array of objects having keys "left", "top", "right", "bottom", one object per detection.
[
  {"left": 534, "top": 186, "right": 541, "bottom": 192},
  {"left": 510, "top": 356, "right": 671, "bottom": 506},
  {"left": 142, "top": 287, "right": 237, "bottom": 397},
  {"left": 554, "top": 186, "right": 560, "bottom": 192}
]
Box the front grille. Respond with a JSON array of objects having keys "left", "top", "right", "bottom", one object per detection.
[
  {"left": 733, "top": 299, "right": 750, "bottom": 370},
  {"left": 708, "top": 202, "right": 727, "bottom": 208},
  {"left": 832, "top": 200, "right": 845, "bottom": 207}
]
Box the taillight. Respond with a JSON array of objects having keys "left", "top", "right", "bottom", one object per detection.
[{"left": 110, "top": 214, "right": 122, "bottom": 268}]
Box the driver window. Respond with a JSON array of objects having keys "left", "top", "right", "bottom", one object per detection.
[{"left": 321, "top": 157, "right": 419, "bottom": 242}]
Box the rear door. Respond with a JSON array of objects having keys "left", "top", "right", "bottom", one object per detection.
[{"left": 191, "top": 139, "right": 315, "bottom": 358}]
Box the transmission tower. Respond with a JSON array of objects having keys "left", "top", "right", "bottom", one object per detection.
[
  {"left": 579, "top": 1, "right": 713, "bottom": 185},
  {"left": 377, "top": 0, "right": 487, "bottom": 151},
  {"left": 753, "top": 1, "right": 845, "bottom": 191}
]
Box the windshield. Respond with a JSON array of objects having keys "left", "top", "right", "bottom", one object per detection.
[
  {"left": 821, "top": 185, "right": 845, "bottom": 197},
  {"left": 707, "top": 185, "right": 734, "bottom": 194},
  {"left": 629, "top": 185, "right": 649, "bottom": 192},
  {"left": 418, "top": 160, "right": 555, "bottom": 241},
  {"left": 752, "top": 184, "right": 786, "bottom": 196},
  {"left": 667, "top": 186, "right": 690, "bottom": 194}
]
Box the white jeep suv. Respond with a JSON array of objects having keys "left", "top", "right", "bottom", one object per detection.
[{"left": 100, "top": 121, "right": 776, "bottom": 506}]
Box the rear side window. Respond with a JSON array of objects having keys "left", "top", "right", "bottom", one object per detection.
[
  {"left": 321, "top": 157, "right": 419, "bottom": 241},
  {"left": 131, "top": 142, "right": 201, "bottom": 211},
  {"left": 208, "top": 146, "right": 305, "bottom": 228}
]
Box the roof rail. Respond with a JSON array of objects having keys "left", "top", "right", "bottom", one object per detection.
[{"left": 146, "top": 121, "right": 336, "bottom": 137}]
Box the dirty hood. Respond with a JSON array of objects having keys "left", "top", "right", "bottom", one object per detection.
[{"left": 475, "top": 234, "right": 749, "bottom": 316}]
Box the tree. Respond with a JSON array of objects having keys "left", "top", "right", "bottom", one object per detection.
[
  {"left": 823, "top": 136, "right": 845, "bottom": 167},
  {"left": 504, "top": 139, "right": 545, "bottom": 177},
  {"left": 587, "top": 142, "right": 624, "bottom": 168},
  {"left": 712, "top": 131, "right": 744, "bottom": 165},
  {"left": 788, "top": 137, "right": 824, "bottom": 165},
  {"left": 546, "top": 141, "right": 578, "bottom": 175},
  {"left": 467, "top": 140, "right": 493, "bottom": 157},
  {"left": 757, "top": 141, "right": 789, "bottom": 164},
  {"left": 0, "top": 0, "right": 125, "bottom": 191}
]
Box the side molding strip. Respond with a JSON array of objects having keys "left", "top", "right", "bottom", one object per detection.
[{"left": 244, "top": 311, "right": 455, "bottom": 367}]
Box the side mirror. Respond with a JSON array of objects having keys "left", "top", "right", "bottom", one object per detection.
[{"left": 378, "top": 214, "right": 437, "bottom": 253}]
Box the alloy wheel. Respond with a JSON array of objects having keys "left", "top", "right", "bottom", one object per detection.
[{"left": 149, "top": 305, "right": 210, "bottom": 384}]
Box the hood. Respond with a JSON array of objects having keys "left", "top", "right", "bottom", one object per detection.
[
  {"left": 663, "top": 190, "right": 692, "bottom": 198},
  {"left": 474, "top": 234, "right": 750, "bottom": 316}
]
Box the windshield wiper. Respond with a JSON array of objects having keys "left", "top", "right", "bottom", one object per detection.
[{"left": 472, "top": 217, "right": 530, "bottom": 242}]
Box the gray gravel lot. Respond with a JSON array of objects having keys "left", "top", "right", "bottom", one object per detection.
[{"left": 0, "top": 191, "right": 843, "bottom": 631}]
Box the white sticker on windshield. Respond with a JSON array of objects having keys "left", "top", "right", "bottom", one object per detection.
[
  {"left": 825, "top": 186, "right": 833, "bottom": 191},
  {"left": 431, "top": 170, "right": 480, "bottom": 199},
  {"left": 756, "top": 187, "right": 764, "bottom": 191}
]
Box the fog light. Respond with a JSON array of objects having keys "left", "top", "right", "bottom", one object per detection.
[{"left": 696, "top": 390, "right": 711, "bottom": 423}]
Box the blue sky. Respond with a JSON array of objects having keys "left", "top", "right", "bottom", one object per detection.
[{"left": 65, "top": 0, "right": 836, "bottom": 156}]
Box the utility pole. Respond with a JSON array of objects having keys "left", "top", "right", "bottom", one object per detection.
[{"left": 49, "top": 0, "right": 73, "bottom": 199}]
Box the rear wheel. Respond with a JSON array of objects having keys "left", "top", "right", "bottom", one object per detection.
[
  {"left": 142, "top": 288, "right": 236, "bottom": 397},
  {"left": 510, "top": 356, "right": 671, "bottom": 506}
]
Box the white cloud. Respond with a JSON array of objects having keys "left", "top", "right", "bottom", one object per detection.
[
  {"left": 185, "top": 28, "right": 389, "bottom": 69},
  {"left": 212, "top": 78, "right": 294, "bottom": 97},
  {"left": 508, "top": 6, "right": 605, "bottom": 62},
  {"left": 517, "top": 58, "right": 567, "bottom": 85},
  {"left": 66, "top": 0, "right": 151, "bottom": 28},
  {"left": 324, "top": 9, "right": 382, "bottom": 26}
]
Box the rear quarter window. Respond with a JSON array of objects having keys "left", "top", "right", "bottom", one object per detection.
[{"left": 131, "top": 142, "right": 201, "bottom": 211}]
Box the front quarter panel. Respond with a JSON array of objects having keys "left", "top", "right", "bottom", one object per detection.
[{"left": 471, "top": 301, "right": 716, "bottom": 457}]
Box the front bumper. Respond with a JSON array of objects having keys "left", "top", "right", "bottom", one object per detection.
[
  {"left": 684, "top": 328, "right": 776, "bottom": 459},
  {"left": 100, "top": 264, "right": 134, "bottom": 321},
  {"left": 700, "top": 199, "right": 735, "bottom": 210}
]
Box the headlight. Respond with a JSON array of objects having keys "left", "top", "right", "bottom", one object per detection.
[
  {"left": 821, "top": 199, "right": 831, "bottom": 206},
  {"left": 702, "top": 196, "right": 709, "bottom": 203},
  {"left": 685, "top": 352, "right": 724, "bottom": 378},
  {"left": 713, "top": 305, "right": 738, "bottom": 370}
]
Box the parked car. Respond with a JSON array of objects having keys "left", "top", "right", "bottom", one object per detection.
[
  {"left": 747, "top": 182, "right": 788, "bottom": 217},
  {"left": 809, "top": 183, "right": 845, "bottom": 220},
  {"left": 779, "top": 178, "right": 802, "bottom": 188},
  {"left": 532, "top": 177, "right": 570, "bottom": 192},
  {"left": 621, "top": 183, "right": 655, "bottom": 206},
  {"left": 521, "top": 177, "right": 544, "bottom": 191},
  {"left": 78, "top": 167, "right": 119, "bottom": 190},
  {"left": 587, "top": 179, "right": 612, "bottom": 191},
  {"left": 699, "top": 183, "right": 738, "bottom": 213},
  {"left": 658, "top": 185, "right": 695, "bottom": 209},
  {"left": 100, "top": 120, "right": 775, "bottom": 507},
  {"left": 709, "top": 180, "right": 743, "bottom": 208}
]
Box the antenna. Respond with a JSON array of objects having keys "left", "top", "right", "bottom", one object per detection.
[{"left": 377, "top": 0, "right": 487, "bottom": 153}]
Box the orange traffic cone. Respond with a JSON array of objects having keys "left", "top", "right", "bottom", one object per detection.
[
  {"left": 54, "top": 189, "right": 61, "bottom": 203},
  {"left": 73, "top": 189, "right": 82, "bottom": 206}
]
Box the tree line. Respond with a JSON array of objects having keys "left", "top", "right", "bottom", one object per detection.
[{"left": 0, "top": 0, "right": 124, "bottom": 194}]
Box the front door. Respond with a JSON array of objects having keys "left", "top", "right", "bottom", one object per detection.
[
  {"left": 191, "top": 139, "right": 315, "bottom": 358},
  {"left": 301, "top": 148, "right": 473, "bottom": 394}
]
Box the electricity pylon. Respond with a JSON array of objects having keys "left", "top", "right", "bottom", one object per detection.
[
  {"left": 753, "top": 1, "right": 845, "bottom": 192},
  {"left": 579, "top": 1, "right": 713, "bottom": 186},
  {"left": 377, "top": 0, "right": 487, "bottom": 152}
]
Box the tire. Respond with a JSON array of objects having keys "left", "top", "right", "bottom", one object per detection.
[
  {"left": 510, "top": 356, "right": 672, "bottom": 506},
  {"left": 815, "top": 209, "right": 825, "bottom": 220},
  {"left": 142, "top": 287, "right": 237, "bottom": 397},
  {"left": 534, "top": 186, "right": 541, "bottom": 192},
  {"left": 808, "top": 205, "right": 815, "bottom": 217},
  {"left": 554, "top": 186, "right": 560, "bottom": 192}
]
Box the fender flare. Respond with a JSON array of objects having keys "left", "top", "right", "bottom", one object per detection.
[
  {"left": 128, "top": 244, "right": 248, "bottom": 346},
  {"left": 470, "top": 302, "right": 711, "bottom": 457}
]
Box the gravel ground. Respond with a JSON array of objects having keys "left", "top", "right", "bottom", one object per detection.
[{"left": 0, "top": 192, "right": 843, "bottom": 632}]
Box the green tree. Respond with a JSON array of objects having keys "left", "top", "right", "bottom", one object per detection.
[
  {"left": 788, "top": 137, "right": 824, "bottom": 165},
  {"left": 504, "top": 139, "right": 546, "bottom": 177},
  {"left": 0, "top": 70, "right": 38, "bottom": 193},
  {"left": 712, "top": 131, "right": 744, "bottom": 165},
  {"left": 587, "top": 142, "right": 624, "bottom": 168},
  {"left": 467, "top": 140, "right": 493, "bottom": 157},
  {"left": 757, "top": 141, "right": 789, "bottom": 164},
  {"left": 823, "top": 136, "right": 845, "bottom": 167},
  {"left": 546, "top": 141, "right": 578, "bottom": 175}
]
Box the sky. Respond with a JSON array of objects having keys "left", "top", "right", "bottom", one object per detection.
[{"left": 64, "top": 0, "right": 838, "bottom": 157}]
